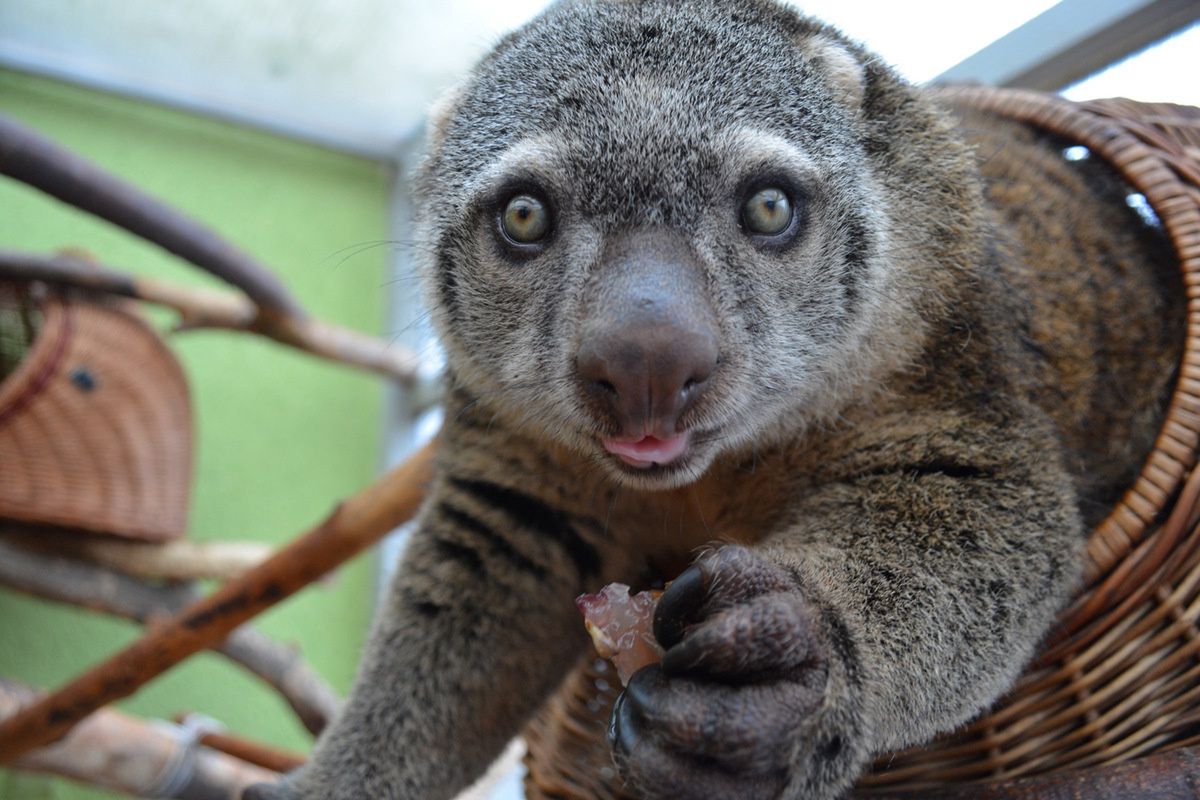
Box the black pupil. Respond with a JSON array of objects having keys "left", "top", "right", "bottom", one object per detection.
[{"left": 517, "top": 207, "right": 531, "bottom": 220}]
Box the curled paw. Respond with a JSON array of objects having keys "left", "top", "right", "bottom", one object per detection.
[{"left": 609, "top": 545, "right": 831, "bottom": 800}]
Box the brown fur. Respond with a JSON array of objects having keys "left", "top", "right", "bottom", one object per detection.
[{"left": 244, "top": 3, "right": 1183, "bottom": 800}]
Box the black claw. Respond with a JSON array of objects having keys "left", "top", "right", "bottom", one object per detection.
[
  {"left": 654, "top": 564, "right": 707, "bottom": 648},
  {"left": 610, "top": 688, "right": 641, "bottom": 756},
  {"left": 624, "top": 664, "right": 663, "bottom": 713},
  {"left": 660, "top": 629, "right": 707, "bottom": 676},
  {"left": 608, "top": 690, "right": 624, "bottom": 746}
]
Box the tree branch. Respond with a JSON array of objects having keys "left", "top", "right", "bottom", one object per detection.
[
  {"left": 0, "top": 249, "right": 420, "bottom": 383},
  {"left": 0, "top": 113, "right": 301, "bottom": 318},
  {"left": 0, "top": 536, "right": 340, "bottom": 736},
  {"left": 0, "top": 438, "right": 436, "bottom": 762},
  {"left": 173, "top": 714, "right": 306, "bottom": 774},
  {"left": 2, "top": 526, "right": 271, "bottom": 581},
  {"left": 1, "top": 678, "right": 280, "bottom": 799}
]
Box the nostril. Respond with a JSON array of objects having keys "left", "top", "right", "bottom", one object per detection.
[
  {"left": 578, "top": 325, "right": 719, "bottom": 432},
  {"left": 592, "top": 379, "right": 618, "bottom": 398},
  {"left": 684, "top": 356, "right": 718, "bottom": 392},
  {"left": 681, "top": 370, "right": 713, "bottom": 400}
]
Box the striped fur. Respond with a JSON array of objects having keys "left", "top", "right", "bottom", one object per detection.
[{"left": 246, "top": 2, "right": 1183, "bottom": 799}]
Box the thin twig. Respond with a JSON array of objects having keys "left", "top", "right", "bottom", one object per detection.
[
  {"left": 0, "top": 439, "right": 437, "bottom": 762},
  {"left": 0, "top": 249, "right": 420, "bottom": 383},
  {"left": 197, "top": 729, "right": 305, "bottom": 775},
  {"left": 0, "top": 536, "right": 341, "bottom": 735},
  {"left": 172, "top": 715, "right": 306, "bottom": 774}
]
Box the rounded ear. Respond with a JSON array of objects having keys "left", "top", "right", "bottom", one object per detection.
[
  {"left": 425, "top": 81, "right": 468, "bottom": 154},
  {"left": 796, "top": 36, "right": 866, "bottom": 115}
]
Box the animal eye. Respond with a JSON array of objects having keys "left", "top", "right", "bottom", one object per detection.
[
  {"left": 500, "top": 194, "right": 551, "bottom": 245},
  {"left": 741, "top": 187, "right": 793, "bottom": 236}
]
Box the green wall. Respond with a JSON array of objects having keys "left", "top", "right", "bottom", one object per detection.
[{"left": 0, "top": 70, "right": 392, "bottom": 798}]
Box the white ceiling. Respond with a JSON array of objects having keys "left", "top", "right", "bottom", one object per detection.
[
  {"left": 1064, "top": 22, "right": 1200, "bottom": 104},
  {"left": 0, "top": 0, "right": 548, "bottom": 157},
  {"left": 2, "top": 0, "right": 1192, "bottom": 160}
]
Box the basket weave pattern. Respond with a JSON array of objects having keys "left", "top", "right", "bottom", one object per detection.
[
  {"left": 0, "top": 287, "right": 192, "bottom": 541},
  {"left": 522, "top": 89, "right": 1200, "bottom": 797}
]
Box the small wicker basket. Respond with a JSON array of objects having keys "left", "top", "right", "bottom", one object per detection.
[
  {"left": 522, "top": 88, "right": 1200, "bottom": 798},
  {"left": 0, "top": 284, "right": 192, "bottom": 541}
]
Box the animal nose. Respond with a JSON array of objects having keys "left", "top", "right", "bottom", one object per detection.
[{"left": 577, "top": 318, "right": 719, "bottom": 437}]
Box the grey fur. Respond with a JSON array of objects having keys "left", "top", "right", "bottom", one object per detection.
[{"left": 244, "top": 1, "right": 1183, "bottom": 799}]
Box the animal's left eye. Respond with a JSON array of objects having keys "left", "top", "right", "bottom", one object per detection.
[
  {"left": 741, "top": 187, "right": 793, "bottom": 236},
  {"left": 500, "top": 194, "right": 551, "bottom": 244}
]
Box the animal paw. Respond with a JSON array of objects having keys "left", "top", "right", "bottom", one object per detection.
[{"left": 609, "top": 545, "right": 853, "bottom": 800}]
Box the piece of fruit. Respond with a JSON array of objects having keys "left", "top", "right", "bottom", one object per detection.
[{"left": 576, "top": 583, "right": 664, "bottom": 685}]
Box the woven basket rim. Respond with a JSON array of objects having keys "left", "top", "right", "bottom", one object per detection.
[
  {"left": 0, "top": 285, "right": 194, "bottom": 541},
  {"left": 0, "top": 286, "right": 70, "bottom": 427},
  {"left": 523, "top": 88, "right": 1200, "bottom": 799}
]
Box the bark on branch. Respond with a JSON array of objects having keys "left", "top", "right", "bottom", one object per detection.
[
  {"left": 0, "top": 535, "right": 341, "bottom": 736},
  {"left": 0, "top": 438, "right": 437, "bottom": 762},
  {"left": 199, "top": 730, "right": 304, "bottom": 775},
  {"left": 0, "top": 249, "right": 420, "bottom": 383},
  {"left": 0, "top": 113, "right": 301, "bottom": 318},
  {"left": 2, "top": 526, "right": 271, "bottom": 581},
  {"left": 1, "top": 678, "right": 280, "bottom": 799}
]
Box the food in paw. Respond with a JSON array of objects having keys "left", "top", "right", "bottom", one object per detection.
[{"left": 576, "top": 583, "right": 664, "bottom": 685}]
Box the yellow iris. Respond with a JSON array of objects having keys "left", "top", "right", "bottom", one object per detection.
[
  {"left": 743, "top": 188, "right": 792, "bottom": 235},
  {"left": 502, "top": 195, "right": 550, "bottom": 243}
]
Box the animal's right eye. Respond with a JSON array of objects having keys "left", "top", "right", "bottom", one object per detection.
[
  {"left": 499, "top": 194, "right": 551, "bottom": 245},
  {"left": 741, "top": 187, "right": 794, "bottom": 236}
]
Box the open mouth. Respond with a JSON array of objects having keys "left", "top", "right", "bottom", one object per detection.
[{"left": 602, "top": 431, "right": 691, "bottom": 469}]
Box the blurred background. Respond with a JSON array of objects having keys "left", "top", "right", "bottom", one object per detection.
[{"left": 1, "top": 0, "right": 1197, "bottom": 797}]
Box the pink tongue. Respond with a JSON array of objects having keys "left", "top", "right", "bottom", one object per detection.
[{"left": 603, "top": 432, "right": 690, "bottom": 468}]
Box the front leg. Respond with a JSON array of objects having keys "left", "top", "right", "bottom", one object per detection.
[
  {"left": 250, "top": 449, "right": 628, "bottom": 799},
  {"left": 614, "top": 425, "right": 1083, "bottom": 800}
]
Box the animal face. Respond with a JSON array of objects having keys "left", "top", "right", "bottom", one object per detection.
[{"left": 416, "top": 0, "right": 906, "bottom": 488}]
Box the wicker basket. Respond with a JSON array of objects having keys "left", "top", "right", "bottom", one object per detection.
[
  {"left": 522, "top": 88, "right": 1200, "bottom": 798},
  {"left": 0, "top": 283, "right": 192, "bottom": 541}
]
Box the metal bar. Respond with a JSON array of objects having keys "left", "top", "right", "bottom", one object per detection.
[{"left": 934, "top": 0, "right": 1200, "bottom": 90}]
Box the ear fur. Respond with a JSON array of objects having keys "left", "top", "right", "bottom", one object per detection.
[
  {"left": 425, "top": 81, "right": 468, "bottom": 154},
  {"left": 797, "top": 35, "right": 866, "bottom": 114}
]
